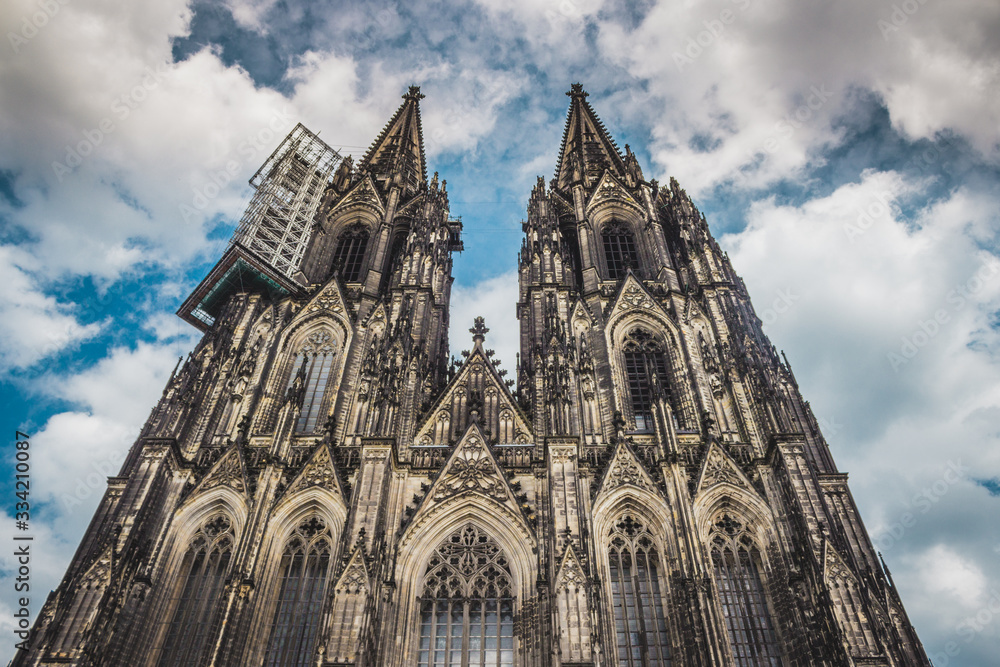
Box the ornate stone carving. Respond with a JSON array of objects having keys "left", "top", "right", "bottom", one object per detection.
[
  {"left": 285, "top": 446, "right": 340, "bottom": 496},
  {"left": 199, "top": 448, "right": 246, "bottom": 493},
  {"left": 601, "top": 442, "right": 653, "bottom": 494},
  {"left": 434, "top": 435, "right": 507, "bottom": 501}
]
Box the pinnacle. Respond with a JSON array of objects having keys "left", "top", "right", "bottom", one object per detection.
[{"left": 470, "top": 316, "right": 490, "bottom": 348}]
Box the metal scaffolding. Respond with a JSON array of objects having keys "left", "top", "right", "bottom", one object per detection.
[
  {"left": 179, "top": 123, "right": 343, "bottom": 330},
  {"left": 232, "top": 123, "right": 344, "bottom": 280}
]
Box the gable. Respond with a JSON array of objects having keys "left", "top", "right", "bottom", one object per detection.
[
  {"left": 694, "top": 442, "right": 757, "bottom": 497},
  {"left": 328, "top": 174, "right": 385, "bottom": 218},
  {"left": 594, "top": 440, "right": 659, "bottom": 500},
  {"left": 413, "top": 346, "right": 532, "bottom": 448},
  {"left": 585, "top": 171, "right": 644, "bottom": 217},
  {"left": 605, "top": 274, "right": 672, "bottom": 328},
  {"left": 281, "top": 443, "right": 345, "bottom": 500},
  {"left": 190, "top": 445, "right": 248, "bottom": 497}
]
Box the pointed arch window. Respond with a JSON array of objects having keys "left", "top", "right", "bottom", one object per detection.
[
  {"left": 709, "top": 515, "right": 782, "bottom": 666},
  {"left": 157, "top": 514, "right": 234, "bottom": 666},
  {"left": 289, "top": 331, "right": 337, "bottom": 433},
  {"left": 622, "top": 328, "right": 670, "bottom": 432},
  {"left": 264, "top": 517, "right": 332, "bottom": 667},
  {"left": 607, "top": 515, "right": 672, "bottom": 666},
  {"left": 602, "top": 220, "right": 638, "bottom": 280},
  {"left": 333, "top": 223, "right": 370, "bottom": 282},
  {"left": 417, "top": 524, "right": 514, "bottom": 667}
]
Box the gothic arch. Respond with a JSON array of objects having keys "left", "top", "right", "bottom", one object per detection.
[
  {"left": 605, "top": 314, "right": 697, "bottom": 431},
  {"left": 394, "top": 499, "right": 537, "bottom": 667},
  {"left": 144, "top": 492, "right": 245, "bottom": 666},
  {"left": 263, "top": 317, "right": 352, "bottom": 434},
  {"left": 590, "top": 492, "right": 680, "bottom": 666},
  {"left": 696, "top": 496, "right": 787, "bottom": 666},
  {"left": 329, "top": 219, "right": 374, "bottom": 282},
  {"left": 243, "top": 491, "right": 347, "bottom": 665},
  {"left": 693, "top": 486, "right": 778, "bottom": 552}
]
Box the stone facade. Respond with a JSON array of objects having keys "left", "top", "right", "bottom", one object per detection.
[{"left": 15, "top": 85, "right": 930, "bottom": 666}]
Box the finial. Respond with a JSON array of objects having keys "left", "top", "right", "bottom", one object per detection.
[
  {"left": 404, "top": 85, "right": 426, "bottom": 101},
  {"left": 470, "top": 316, "right": 489, "bottom": 344},
  {"left": 567, "top": 83, "right": 588, "bottom": 98}
]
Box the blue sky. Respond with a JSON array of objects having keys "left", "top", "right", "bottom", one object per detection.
[{"left": 2, "top": 0, "right": 1000, "bottom": 664}]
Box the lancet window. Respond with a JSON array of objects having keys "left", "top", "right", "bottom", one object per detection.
[
  {"left": 263, "top": 517, "right": 332, "bottom": 667},
  {"left": 333, "top": 223, "right": 369, "bottom": 282},
  {"left": 288, "top": 331, "right": 337, "bottom": 433},
  {"left": 157, "top": 514, "right": 234, "bottom": 666},
  {"left": 622, "top": 328, "right": 669, "bottom": 432},
  {"left": 709, "top": 515, "right": 783, "bottom": 666},
  {"left": 602, "top": 219, "right": 638, "bottom": 280},
  {"left": 417, "top": 524, "right": 515, "bottom": 667},
  {"left": 607, "top": 515, "right": 672, "bottom": 666}
]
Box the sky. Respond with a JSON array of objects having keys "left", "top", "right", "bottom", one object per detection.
[{"left": 1, "top": 0, "right": 999, "bottom": 664}]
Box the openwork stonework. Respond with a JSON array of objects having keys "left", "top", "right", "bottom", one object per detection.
[{"left": 18, "top": 86, "right": 929, "bottom": 667}]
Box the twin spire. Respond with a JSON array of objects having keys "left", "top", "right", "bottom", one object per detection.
[
  {"left": 554, "top": 83, "right": 627, "bottom": 191},
  {"left": 359, "top": 85, "right": 428, "bottom": 195},
  {"left": 360, "top": 83, "right": 625, "bottom": 196}
]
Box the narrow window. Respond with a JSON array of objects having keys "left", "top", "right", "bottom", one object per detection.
[
  {"left": 158, "top": 515, "right": 234, "bottom": 666},
  {"left": 288, "top": 331, "right": 337, "bottom": 434},
  {"left": 608, "top": 515, "right": 672, "bottom": 666},
  {"left": 622, "top": 329, "right": 669, "bottom": 432},
  {"left": 333, "top": 223, "right": 370, "bottom": 282},
  {"left": 710, "top": 515, "right": 782, "bottom": 666},
  {"left": 417, "top": 524, "right": 514, "bottom": 667},
  {"left": 264, "top": 517, "right": 332, "bottom": 667},
  {"left": 602, "top": 220, "right": 638, "bottom": 280}
]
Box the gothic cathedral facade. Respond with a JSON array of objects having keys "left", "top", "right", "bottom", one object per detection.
[{"left": 16, "top": 86, "right": 930, "bottom": 666}]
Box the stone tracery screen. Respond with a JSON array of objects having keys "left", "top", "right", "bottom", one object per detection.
[
  {"left": 417, "top": 524, "right": 515, "bottom": 667},
  {"left": 709, "top": 515, "right": 783, "bottom": 666},
  {"left": 157, "top": 514, "right": 234, "bottom": 666},
  {"left": 263, "top": 517, "right": 332, "bottom": 667},
  {"left": 607, "top": 514, "right": 672, "bottom": 666}
]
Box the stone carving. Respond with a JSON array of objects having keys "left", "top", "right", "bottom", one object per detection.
[
  {"left": 434, "top": 436, "right": 507, "bottom": 501},
  {"left": 285, "top": 446, "right": 340, "bottom": 496}
]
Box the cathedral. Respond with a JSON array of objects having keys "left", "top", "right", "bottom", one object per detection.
[{"left": 16, "top": 85, "right": 931, "bottom": 666}]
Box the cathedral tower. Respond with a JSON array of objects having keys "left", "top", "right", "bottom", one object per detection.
[{"left": 16, "top": 86, "right": 929, "bottom": 667}]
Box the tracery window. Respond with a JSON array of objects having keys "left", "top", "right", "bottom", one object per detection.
[
  {"left": 602, "top": 220, "right": 638, "bottom": 280},
  {"left": 333, "top": 223, "right": 369, "bottom": 282},
  {"left": 622, "top": 328, "right": 670, "bottom": 432},
  {"left": 417, "top": 524, "right": 514, "bottom": 667},
  {"left": 263, "top": 517, "right": 332, "bottom": 667},
  {"left": 607, "top": 515, "right": 672, "bottom": 666},
  {"left": 709, "top": 515, "right": 782, "bottom": 667},
  {"left": 289, "top": 331, "right": 337, "bottom": 433},
  {"left": 157, "top": 514, "right": 234, "bottom": 666}
]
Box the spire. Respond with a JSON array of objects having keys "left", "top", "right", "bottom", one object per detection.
[
  {"left": 359, "top": 85, "right": 428, "bottom": 195},
  {"left": 554, "top": 83, "right": 626, "bottom": 191}
]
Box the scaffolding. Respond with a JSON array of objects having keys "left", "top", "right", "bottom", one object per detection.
[
  {"left": 179, "top": 123, "right": 343, "bottom": 330},
  {"left": 232, "top": 123, "right": 344, "bottom": 280}
]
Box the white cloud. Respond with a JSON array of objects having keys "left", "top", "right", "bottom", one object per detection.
[
  {"left": 722, "top": 171, "right": 1000, "bottom": 656},
  {"left": 588, "top": 0, "right": 1000, "bottom": 194},
  {"left": 451, "top": 270, "right": 520, "bottom": 372},
  {"left": 0, "top": 246, "right": 101, "bottom": 370}
]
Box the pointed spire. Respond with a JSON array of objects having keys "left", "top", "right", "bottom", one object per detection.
[
  {"left": 359, "top": 85, "right": 428, "bottom": 195},
  {"left": 554, "top": 83, "right": 626, "bottom": 191}
]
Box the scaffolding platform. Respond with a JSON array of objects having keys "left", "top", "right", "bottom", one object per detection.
[{"left": 178, "top": 123, "right": 344, "bottom": 330}]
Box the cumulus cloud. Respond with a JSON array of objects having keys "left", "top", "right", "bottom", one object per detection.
[
  {"left": 0, "top": 246, "right": 102, "bottom": 371},
  {"left": 722, "top": 171, "right": 1000, "bottom": 658},
  {"left": 450, "top": 270, "right": 520, "bottom": 371},
  {"left": 590, "top": 0, "right": 1000, "bottom": 193}
]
